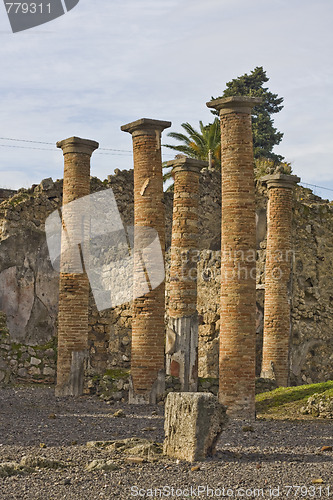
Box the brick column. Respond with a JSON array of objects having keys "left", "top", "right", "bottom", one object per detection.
[
  {"left": 206, "top": 96, "right": 261, "bottom": 419},
  {"left": 166, "top": 157, "right": 207, "bottom": 391},
  {"left": 55, "top": 136, "right": 99, "bottom": 396},
  {"left": 121, "top": 118, "right": 171, "bottom": 404},
  {"left": 260, "top": 173, "right": 300, "bottom": 386}
]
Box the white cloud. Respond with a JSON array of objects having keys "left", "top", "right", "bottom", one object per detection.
[{"left": 0, "top": 0, "right": 332, "bottom": 196}]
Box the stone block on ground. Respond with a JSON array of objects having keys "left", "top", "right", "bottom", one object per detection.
[{"left": 163, "top": 392, "right": 228, "bottom": 462}]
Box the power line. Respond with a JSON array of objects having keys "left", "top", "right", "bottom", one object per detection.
[
  {"left": 0, "top": 136, "right": 132, "bottom": 152},
  {"left": 0, "top": 136, "right": 175, "bottom": 157},
  {"left": 300, "top": 182, "right": 333, "bottom": 193},
  {"left": 0, "top": 136, "right": 332, "bottom": 194},
  {"left": 0, "top": 144, "right": 54, "bottom": 151},
  {"left": 0, "top": 137, "right": 133, "bottom": 154},
  {"left": 0, "top": 137, "right": 53, "bottom": 145}
]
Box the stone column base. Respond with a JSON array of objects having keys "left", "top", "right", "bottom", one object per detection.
[
  {"left": 260, "top": 361, "right": 276, "bottom": 381},
  {"left": 164, "top": 392, "right": 228, "bottom": 462},
  {"left": 166, "top": 315, "right": 198, "bottom": 392},
  {"left": 128, "top": 370, "right": 165, "bottom": 404},
  {"left": 55, "top": 350, "right": 88, "bottom": 397}
]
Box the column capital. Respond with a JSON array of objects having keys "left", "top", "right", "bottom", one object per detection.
[
  {"left": 121, "top": 118, "right": 171, "bottom": 137},
  {"left": 166, "top": 156, "right": 207, "bottom": 175},
  {"left": 206, "top": 96, "right": 262, "bottom": 115},
  {"left": 261, "top": 173, "right": 300, "bottom": 190},
  {"left": 56, "top": 136, "right": 99, "bottom": 156}
]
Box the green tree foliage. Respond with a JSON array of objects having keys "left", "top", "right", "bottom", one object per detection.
[{"left": 211, "top": 66, "right": 284, "bottom": 162}]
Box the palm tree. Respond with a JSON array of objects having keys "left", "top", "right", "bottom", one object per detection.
[
  {"left": 164, "top": 118, "right": 221, "bottom": 168},
  {"left": 163, "top": 119, "right": 221, "bottom": 190}
]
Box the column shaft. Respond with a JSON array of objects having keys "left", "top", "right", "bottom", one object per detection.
[
  {"left": 261, "top": 174, "right": 300, "bottom": 386},
  {"left": 207, "top": 96, "right": 261, "bottom": 419},
  {"left": 121, "top": 118, "right": 171, "bottom": 403},
  {"left": 166, "top": 158, "right": 206, "bottom": 391},
  {"left": 55, "top": 136, "right": 98, "bottom": 396}
]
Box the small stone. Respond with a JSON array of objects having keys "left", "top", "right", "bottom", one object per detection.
[
  {"left": 242, "top": 425, "right": 255, "bottom": 432},
  {"left": 112, "top": 409, "right": 125, "bottom": 418},
  {"left": 30, "top": 356, "right": 41, "bottom": 366},
  {"left": 116, "top": 379, "right": 124, "bottom": 390},
  {"left": 86, "top": 459, "right": 119, "bottom": 471},
  {"left": 43, "top": 367, "right": 55, "bottom": 376},
  {"left": 191, "top": 465, "right": 200, "bottom": 471},
  {"left": 48, "top": 413, "right": 56, "bottom": 419},
  {"left": 29, "top": 366, "right": 41, "bottom": 376},
  {"left": 17, "top": 368, "right": 27, "bottom": 377},
  {"left": 40, "top": 443, "right": 46, "bottom": 448},
  {"left": 44, "top": 348, "right": 55, "bottom": 357},
  {"left": 64, "top": 478, "right": 71, "bottom": 485}
]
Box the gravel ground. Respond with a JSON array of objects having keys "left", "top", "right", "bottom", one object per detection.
[{"left": 0, "top": 386, "right": 332, "bottom": 499}]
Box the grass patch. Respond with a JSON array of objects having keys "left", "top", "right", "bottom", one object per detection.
[
  {"left": 104, "top": 369, "right": 129, "bottom": 379},
  {"left": 256, "top": 380, "right": 333, "bottom": 420}
]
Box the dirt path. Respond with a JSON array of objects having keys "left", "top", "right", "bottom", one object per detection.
[{"left": 0, "top": 386, "right": 332, "bottom": 499}]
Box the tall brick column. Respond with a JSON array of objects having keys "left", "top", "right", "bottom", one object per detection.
[
  {"left": 166, "top": 157, "right": 207, "bottom": 391},
  {"left": 206, "top": 96, "right": 261, "bottom": 419},
  {"left": 121, "top": 118, "right": 171, "bottom": 404},
  {"left": 55, "top": 136, "right": 99, "bottom": 396},
  {"left": 260, "top": 173, "right": 300, "bottom": 386}
]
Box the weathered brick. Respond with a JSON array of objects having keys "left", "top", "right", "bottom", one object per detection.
[
  {"left": 55, "top": 137, "right": 98, "bottom": 396},
  {"left": 260, "top": 173, "right": 300, "bottom": 386},
  {"left": 121, "top": 118, "right": 171, "bottom": 403},
  {"left": 206, "top": 96, "right": 261, "bottom": 419},
  {"left": 166, "top": 157, "right": 205, "bottom": 391}
]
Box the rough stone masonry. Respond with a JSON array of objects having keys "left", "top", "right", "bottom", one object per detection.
[
  {"left": 1, "top": 126, "right": 333, "bottom": 391},
  {"left": 261, "top": 172, "right": 300, "bottom": 386},
  {"left": 164, "top": 392, "right": 228, "bottom": 462},
  {"left": 55, "top": 136, "right": 99, "bottom": 396},
  {"left": 166, "top": 156, "right": 206, "bottom": 391},
  {"left": 206, "top": 96, "right": 262, "bottom": 420},
  {"left": 121, "top": 118, "right": 171, "bottom": 404}
]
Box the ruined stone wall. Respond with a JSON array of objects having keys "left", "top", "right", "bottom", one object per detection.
[
  {"left": 1, "top": 168, "right": 333, "bottom": 386},
  {"left": 0, "top": 312, "right": 56, "bottom": 384},
  {"left": 196, "top": 179, "right": 333, "bottom": 384},
  {"left": 0, "top": 178, "right": 62, "bottom": 346},
  {"left": 290, "top": 186, "right": 333, "bottom": 384},
  {"left": 0, "top": 188, "right": 17, "bottom": 203}
]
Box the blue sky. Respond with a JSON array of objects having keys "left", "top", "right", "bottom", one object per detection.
[{"left": 0, "top": 0, "right": 332, "bottom": 199}]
